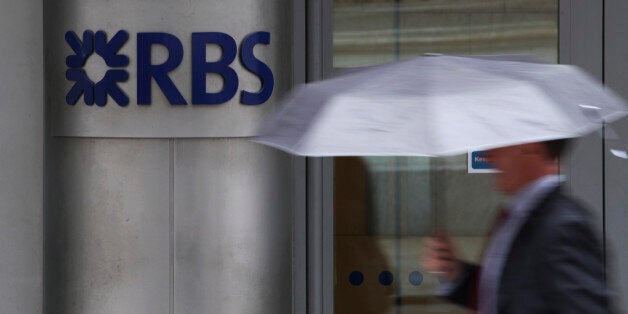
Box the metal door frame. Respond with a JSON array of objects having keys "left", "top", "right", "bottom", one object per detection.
[
  {"left": 298, "top": 1, "right": 335, "bottom": 314},
  {"left": 292, "top": 0, "right": 334, "bottom": 313}
]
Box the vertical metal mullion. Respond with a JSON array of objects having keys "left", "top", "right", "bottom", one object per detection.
[
  {"left": 322, "top": 157, "right": 334, "bottom": 314},
  {"left": 293, "top": 154, "right": 307, "bottom": 314},
  {"left": 293, "top": 1, "right": 307, "bottom": 313},
  {"left": 307, "top": 0, "right": 333, "bottom": 82},
  {"left": 305, "top": 156, "right": 334, "bottom": 314},
  {"left": 558, "top": 0, "right": 571, "bottom": 65},
  {"left": 306, "top": 0, "right": 334, "bottom": 313},
  {"left": 561, "top": 0, "right": 611, "bottom": 300},
  {"left": 170, "top": 139, "right": 175, "bottom": 314},
  {"left": 320, "top": 2, "right": 335, "bottom": 312},
  {"left": 306, "top": 158, "right": 324, "bottom": 314}
]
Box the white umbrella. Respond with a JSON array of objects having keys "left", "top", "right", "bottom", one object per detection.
[{"left": 255, "top": 55, "right": 628, "bottom": 156}]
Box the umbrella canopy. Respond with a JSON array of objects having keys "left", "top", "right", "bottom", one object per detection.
[{"left": 255, "top": 55, "right": 628, "bottom": 156}]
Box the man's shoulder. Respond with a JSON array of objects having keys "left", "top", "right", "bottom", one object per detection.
[
  {"left": 529, "top": 189, "right": 602, "bottom": 242},
  {"left": 534, "top": 189, "right": 594, "bottom": 222}
]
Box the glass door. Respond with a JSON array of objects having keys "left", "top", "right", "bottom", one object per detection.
[{"left": 330, "top": 1, "right": 559, "bottom": 313}]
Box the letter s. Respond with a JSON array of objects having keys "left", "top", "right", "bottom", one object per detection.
[{"left": 239, "top": 32, "right": 274, "bottom": 105}]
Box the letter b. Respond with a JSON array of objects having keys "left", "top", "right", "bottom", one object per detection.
[{"left": 191, "top": 32, "right": 239, "bottom": 105}]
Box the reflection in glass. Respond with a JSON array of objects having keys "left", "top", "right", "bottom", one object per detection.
[
  {"left": 334, "top": 0, "right": 558, "bottom": 67},
  {"left": 334, "top": 156, "right": 502, "bottom": 313},
  {"left": 332, "top": 1, "right": 557, "bottom": 312}
]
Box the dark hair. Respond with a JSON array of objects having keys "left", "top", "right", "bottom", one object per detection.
[{"left": 544, "top": 139, "right": 569, "bottom": 160}]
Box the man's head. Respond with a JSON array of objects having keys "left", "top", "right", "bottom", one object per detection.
[{"left": 486, "top": 139, "right": 567, "bottom": 195}]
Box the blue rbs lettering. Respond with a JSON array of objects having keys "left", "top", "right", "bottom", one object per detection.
[
  {"left": 137, "top": 31, "right": 274, "bottom": 106},
  {"left": 65, "top": 30, "right": 274, "bottom": 107}
]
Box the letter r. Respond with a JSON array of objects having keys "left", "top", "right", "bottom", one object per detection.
[{"left": 137, "top": 33, "right": 187, "bottom": 105}]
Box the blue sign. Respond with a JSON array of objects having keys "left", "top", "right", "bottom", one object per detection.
[
  {"left": 468, "top": 150, "right": 496, "bottom": 173},
  {"left": 65, "top": 30, "right": 274, "bottom": 107},
  {"left": 471, "top": 151, "right": 492, "bottom": 169}
]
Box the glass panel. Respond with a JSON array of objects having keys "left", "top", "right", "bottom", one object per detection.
[
  {"left": 334, "top": 156, "right": 504, "bottom": 313},
  {"left": 332, "top": 1, "right": 558, "bottom": 313},
  {"left": 333, "top": 0, "right": 558, "bottom": 67}
]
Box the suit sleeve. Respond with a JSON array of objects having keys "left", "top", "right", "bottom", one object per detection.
[
  {"left": 539, "top": 215, "right": 613, "bottom": 313},
  {"left": 440, "top": 262, "right": 481, "bottom": 310}
]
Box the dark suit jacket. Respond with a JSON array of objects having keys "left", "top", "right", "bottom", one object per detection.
[{"left": 445, "top": 188, "right": 613, "bottom": 313}]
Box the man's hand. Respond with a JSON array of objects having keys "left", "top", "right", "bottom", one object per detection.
[{"left": 421, "top": 230, "right": 462, "bottom": 280}]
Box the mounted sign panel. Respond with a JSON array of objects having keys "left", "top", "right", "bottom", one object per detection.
[
  {"left": 468, "top": 150, "right": 497, "bottom": 173},
  {"left": 46, "top": 0, "right": 292, "bottom": 138}
]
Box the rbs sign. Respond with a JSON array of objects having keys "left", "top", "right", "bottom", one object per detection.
[{"left": 65, "top": 30, "right": 274, "bottom": 107}]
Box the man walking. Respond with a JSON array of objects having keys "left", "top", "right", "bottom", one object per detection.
[{"left": 422, "top": 140, "right": 614, "bottom": 313}]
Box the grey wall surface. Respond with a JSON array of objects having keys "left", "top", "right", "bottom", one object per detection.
[
  {"left": 45, "top": 139, "right": 171, "bottom": 313},
  {"left": 0, "top": 0, "right": 43, "bottom": 313},
  {"left": 605, "top": 117, "right": 628, "bottom": 313},
  {"left": 173, "top": 140, "right": 293, "bottom": 313},
  {"left": 45, "top": 139, "right": 293, "bottom": 313},
  {"left": 561, "top": 1, "right": 628, "bottom": 311},
  {"left": 605, "top": 0, "right": 628, "bottom": 311},
  {"left": 559, "top": 0, "right": 604, "bottom": 227}
]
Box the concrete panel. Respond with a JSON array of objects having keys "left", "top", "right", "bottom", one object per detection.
[
  {"left": 605, "top": 117, "right": 628, "bottom": 313},
  {"left": 45, "top": 0, "right": 293, "bottom": 138},
  {"left": 559, "top": 0, "right": 603, "bottom": 78},
  {"left": 45, "top": 138, "right": 171, "bottom": 313},
  {"left": 605, "top": 0, "right": 628, "bottom": 99},
  {"left": 605, "top": 1, "right": 628, "bottom": 311},
  {"left": 0, "top": 0, "right": 43, "bottom": 313},
  {"left": 561, "top": 133, "right": 604, "bottom": 232},
  {"left": 174, "top": 139, "right": 293, "bottom": 314},
  {"left": 559, "top": 0, "right": 604, "bottom": 238}
]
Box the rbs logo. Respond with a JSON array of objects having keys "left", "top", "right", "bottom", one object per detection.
[{"left": 65, "top": 30, "right": 274, "bottom": 107}]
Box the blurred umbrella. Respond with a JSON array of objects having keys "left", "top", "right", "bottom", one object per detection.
[{"left": 254, "top": 55, "right": 628, "bottom": 156}]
